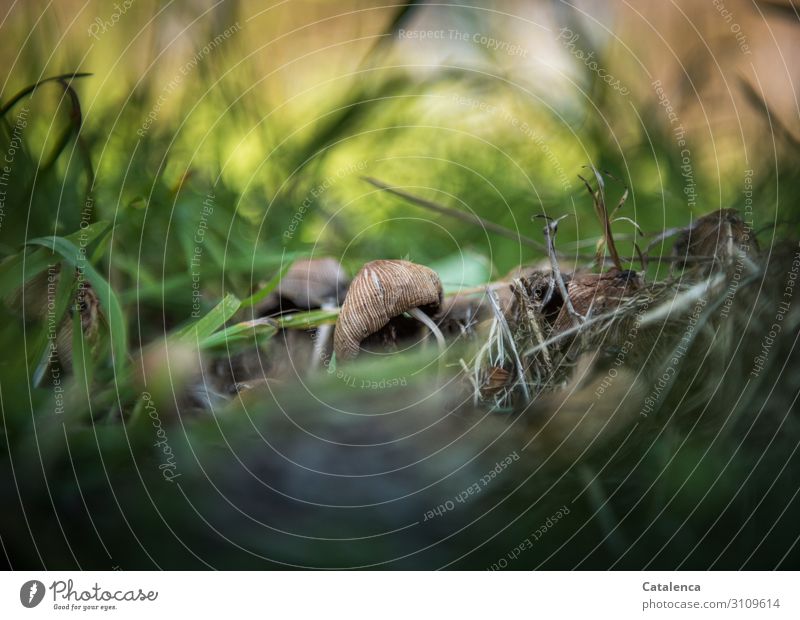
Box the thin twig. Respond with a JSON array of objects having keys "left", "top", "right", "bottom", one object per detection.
[
  {"left": 645, "top": 227, "right": 685, "bottom": 258},
  {"left": 522, "top": 302, "right": 643, "bottom": 358},
  {"left": 580, "top": 165, "right": 624, "bottom": 270},
  {"left": 363, "top": 176, "right": 547, "bottom": 251},
  {"left": 487, "top": 289, "right": 530, "bottom": 402},
  {"left": 537, "top": 214, "right": 583, "bottom": 326},
  {"left": 365, "top": 176, "right": 716, "bottom": 266},
  {"left": 513, "top": 277, "right": 553, "bottom": 373}
]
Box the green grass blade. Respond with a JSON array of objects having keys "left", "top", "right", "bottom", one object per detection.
[
  {"left": 71, "top": 308, "right": 93, "bottom": 390},
  {"left": 176, "top": 293, "right": 241, "bottom": 344},
  {"left": 0, "top": 221, "right": 110, "bottom": 293},
  {"left": 0, "top": 72, "right": 93, "bottom": 118},
  {"left": 30, "top": 260, "right": 75, "bottom": 386},
  {"left": 26, "top": 235, "right": 127, "bottom": 370},
  {"left": 239, "top": 260, "right": 295, "bottom": 309},
  {"left": 276, "top": 307, "right": 339, "bottom": 330},
  {"left": 199, "top": 317, "right": 277, "bottom": 350}
]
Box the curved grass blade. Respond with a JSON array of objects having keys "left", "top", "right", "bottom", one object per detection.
[
  {"left": 239, "top": 259, "right": 295, "bottom": 309},
  {"left": 0, "top": 221, "right": 110, "bottom": 293},
  {"left": 0, "top": 72, "right": 92, "bottom": 118},
  {"left": 39, "top": 78, "right": 84, "bottom": 171}
]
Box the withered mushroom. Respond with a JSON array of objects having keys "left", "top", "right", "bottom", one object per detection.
[
  {"left": 552, "top": 268, "right": 641, "bottom": 332},
  {"left": 673, "top": 208, "right": 758, "bottom": 269},
  {"left": 333, "top": 259, "right": 444, "bottom": 361}
]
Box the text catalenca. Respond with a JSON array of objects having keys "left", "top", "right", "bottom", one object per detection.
[{"left": 643, "top": 582, "right": 700, "bottom": 592}]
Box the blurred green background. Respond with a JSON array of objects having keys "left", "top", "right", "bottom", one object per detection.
[{"left": 2, "top": 0, "right": 797, "bottom": 302}]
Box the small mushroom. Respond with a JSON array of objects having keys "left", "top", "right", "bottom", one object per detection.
[
  {"left": 673, "top": 208, "right": 758, "bottom": 269},
  {"left": 256, "top": 257, "right": 350, "bottom": 370},
  {"left": 257, "top": 257, "right": 349, "bottom": 314},
  {"left": 333, "top": 259, "right": 444, "bottom": 361}
]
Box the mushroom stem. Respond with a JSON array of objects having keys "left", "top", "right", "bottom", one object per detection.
[
  {"left": 310, "top": 301, "right": 336, "bottom": 371},
  {"left": 407, "top": 307, "right": 445, "bottom": 355},
  {"left": 311, "top": 324, "right": 332, "bottom": 371}
]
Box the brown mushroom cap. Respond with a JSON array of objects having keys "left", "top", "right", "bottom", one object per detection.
[
  {"left": 258, "top": 257, "right": 350, "bottom": 313},
  {"left": 333, "top": 259, "right": 443, "bottom": 360},
  {"left": 553, "top": 268, "right": 641, "bottom": 332},
  {"left": 673, "top": 208, "right": 758, "bottom": 268}
]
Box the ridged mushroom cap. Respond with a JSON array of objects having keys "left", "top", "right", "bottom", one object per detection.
[
  {"left": 258, "top": 257, "right": 350, "bottom": 313},
  {"left": 334, "top": 259, "right": 443, "bottom": 360}
]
